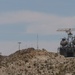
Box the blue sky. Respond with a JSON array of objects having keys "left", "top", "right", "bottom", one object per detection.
[
  {"left": 0, "top": 0, "right": 75, "bottom": 55},
  {"left": 0, "top": 0, "right": 75, "bottom": 16}
]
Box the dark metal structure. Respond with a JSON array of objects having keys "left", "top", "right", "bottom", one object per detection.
[{"left": 57, "top": 28, "right": 75, "bottom": 57}]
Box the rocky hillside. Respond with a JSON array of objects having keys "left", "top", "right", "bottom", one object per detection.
[{"left": 0, "top": 48, "right": 75, "bottom": 75}]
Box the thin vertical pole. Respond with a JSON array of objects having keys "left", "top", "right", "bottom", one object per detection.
[{"left": 37, "top": 34, "right": 39, "bottom": 50}]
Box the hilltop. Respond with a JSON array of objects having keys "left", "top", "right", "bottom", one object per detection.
[{"left": 0, "top": 48, "right": 75, "bottom": 75}]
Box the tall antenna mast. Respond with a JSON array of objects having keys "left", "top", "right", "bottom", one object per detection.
[{"left": 37, "top": 34, "right": 39, "bottom": 50}]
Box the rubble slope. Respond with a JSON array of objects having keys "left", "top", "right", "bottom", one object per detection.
[{"left": 0, "top": 48, "right": 75, "bottom": 75}]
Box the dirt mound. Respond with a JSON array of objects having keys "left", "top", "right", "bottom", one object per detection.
[{"left": 0, "top": 48, "right": 75, "bottom": 75}]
